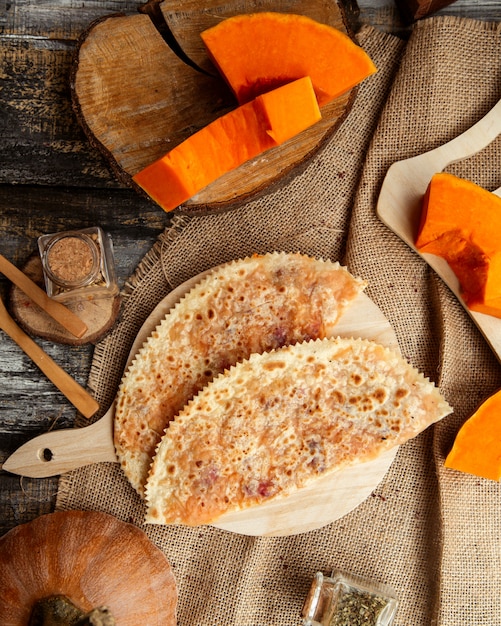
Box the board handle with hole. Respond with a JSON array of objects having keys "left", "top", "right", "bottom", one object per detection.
[{"left": 2, "top": 408, "right": 116, "bottom": 478}]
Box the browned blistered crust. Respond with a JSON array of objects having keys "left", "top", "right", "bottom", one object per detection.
[
  {"left": 145, "top": 337, "right": 452, "bottom": 526},
  {"left": 114, "top": 252, "right": 366, "bottom": 495}
]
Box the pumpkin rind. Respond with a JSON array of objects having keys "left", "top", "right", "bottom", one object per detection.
[
  {"left": 0, "top": 511, "right": 177, "bottom": 626},
  {"left": 201, "top": 12, "right": 377, "bottom": 106}
]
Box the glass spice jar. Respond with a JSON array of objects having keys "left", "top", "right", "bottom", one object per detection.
[
  {"left": 38, "top": 227, "right": 119, "bottom": 304},
  {"left": 302, "top": 570, "right": 398, "bottom": 626}
]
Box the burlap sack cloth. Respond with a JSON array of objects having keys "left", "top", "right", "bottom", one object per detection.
[{"left": 56, "top": 16, "right": 501, "bottom": 626}]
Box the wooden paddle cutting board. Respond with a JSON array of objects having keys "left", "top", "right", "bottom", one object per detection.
[
  {"left": 71, "top": 0, "right": 357, "bottom": 215},
  {"left": 4, "top": 272, "right": 400, "bottom": 536},
  {"left": 377, "top": 100, "right": 501, "bottom": 363}
]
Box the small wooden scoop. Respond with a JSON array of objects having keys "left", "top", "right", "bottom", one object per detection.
[
  {"left": 0, "top": 297, "right": 99, "bottom": 418},
  {"left": 377, "top": 99, "right": 501, "bottom": 361},
  {"left": 0, "top": 253, "right": 88, "bottom": 338}
]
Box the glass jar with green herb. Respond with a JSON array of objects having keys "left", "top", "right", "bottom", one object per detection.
[{"left": 302, "top": 570, "right": 398, "bottom": 626}]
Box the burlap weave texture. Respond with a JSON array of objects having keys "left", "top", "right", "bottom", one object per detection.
[{"left": 57, "top": 17, "right": 501, "bottom": 626}]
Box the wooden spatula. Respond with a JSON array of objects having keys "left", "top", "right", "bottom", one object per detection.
[
  {"left": 377, "top": 100, "right": 501, "bottom": 361},
  {"left": 0, "top": 296, "right": 99, "bottom": 418}
]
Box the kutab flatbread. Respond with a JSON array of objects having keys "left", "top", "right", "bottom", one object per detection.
[
  {"left": 145, "top": 337, "right": 452, "bottom": 526},
  {"left": 114, "top": 253, "right": 366, "bottom": 494}
]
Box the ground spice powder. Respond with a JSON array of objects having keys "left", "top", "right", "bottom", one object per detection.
[
  {"left": 46, "top": 236, "right": 97, "bottom": 285},
  {"left": 38, "top": 227, "right": 119, "bottom": 303}
]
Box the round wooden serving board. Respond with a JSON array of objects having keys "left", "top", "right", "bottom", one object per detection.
[
  {"left": 4, "top": 270, "right": 400, "bottom": 537},
  {"left": 71, "top": 0, "right": 356, "bottom": 215}
]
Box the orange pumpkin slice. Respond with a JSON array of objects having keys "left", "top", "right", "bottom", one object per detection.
[
  {"left": 201, "top": 12, "right": 377, "bottom": 106},
  {"left": 445, "top": 389, "right": 501, "bottom": 481},
  {"left": 415, "top": 172, "right": 501, "bottom": 318},
  {"left": 133, "top": 76, "right": 321, "bottom": 213}
]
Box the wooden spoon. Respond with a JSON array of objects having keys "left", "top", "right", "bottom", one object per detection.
[
  {"left": 0, "top": 254, "right": 88, "bottom": 338},
  {"left": 0, "top": 297, "right": 99, "bottom": 418},
  {"left": 377, "top": 99, "right": 501, "bottom": 361}
]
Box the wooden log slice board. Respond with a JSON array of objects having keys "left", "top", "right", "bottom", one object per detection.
[
  {"left": 71, "top": 0, "right": 356, "bottom": 215},
  {"left": 9, "top": 254, "right": 121, "bottom": 346}
]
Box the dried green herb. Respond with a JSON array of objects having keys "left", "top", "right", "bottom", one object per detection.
[{"left": 330, "top": 588, "right": 389, "bottom": 626}]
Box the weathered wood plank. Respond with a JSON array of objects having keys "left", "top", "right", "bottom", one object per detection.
[
  {"left": 1, "top": 0, "right": 142, "bottom": 37},
  {"left": 356, "top": 0, "right": 501, "bottom": 35},
  {"left": 0, "top": 183, "right": 167, "bottom": 534},
  {"left": 0, "top": 1, "right": 148, "bottom": 188},
  {"left": 0, "top": 332, "right": 92, "bottom": 535},
  {"left": 0, "top": 37, "right": 118, "bottom": 187},
  {"left": 0, "top": 473, "right": 59, "bottom": 536},
  {"left": 0, "top": 185, "right": 167, "bottom": 265}
]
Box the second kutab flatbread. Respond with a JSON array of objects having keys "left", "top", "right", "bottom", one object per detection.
[
  {"left": 145, "top": 337, "right": 452, "bottom": 526},
  {"left": 114, "top": 253, "right": 366, "bottom": 495}
]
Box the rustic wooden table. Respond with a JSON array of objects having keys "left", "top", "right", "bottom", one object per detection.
[{"left": 0, "top": 0, "right": 499, "bottom": 537}]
